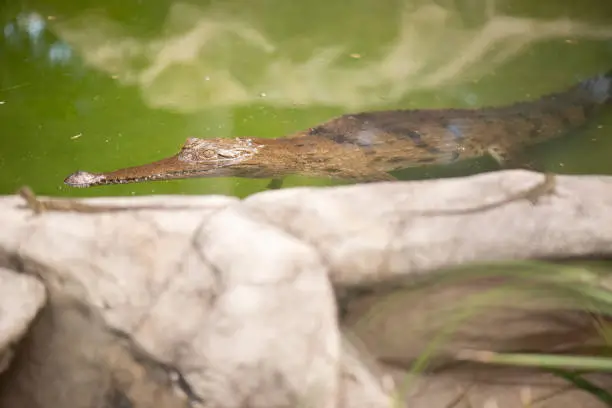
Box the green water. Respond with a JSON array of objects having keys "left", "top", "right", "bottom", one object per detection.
[{"left": 1, "top": 0, "right": 612, "bottom": 198}]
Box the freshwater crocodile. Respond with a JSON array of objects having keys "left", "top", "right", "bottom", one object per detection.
[{"left": 64, "top": 70, "right": 612, "bottom": 188}]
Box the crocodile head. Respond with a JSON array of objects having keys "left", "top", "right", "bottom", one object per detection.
[
  {"left": 64, "top": 137, "right": 263, "bottom": 187},
  {"left": 177, "top": 137, "right": 260, "bottom": 164}
]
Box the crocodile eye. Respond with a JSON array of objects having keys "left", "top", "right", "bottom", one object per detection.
[{"left": 203, "top": 149, "right": 217, "bottom": 159}]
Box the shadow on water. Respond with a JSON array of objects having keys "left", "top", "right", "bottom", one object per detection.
[{"left": 1, "top": 0, "right": 612, "bottom": 197}]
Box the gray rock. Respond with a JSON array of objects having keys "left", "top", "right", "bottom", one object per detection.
[
  {"left": 0, "top": 267, "right": 45, "bottom": 375},
  {"left": 0, "top": 170, "right": 610, "bottom": 408}
]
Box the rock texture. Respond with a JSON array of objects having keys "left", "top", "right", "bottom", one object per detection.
[
  {"left": 0, "top": 268, "right": 45, "bottom": 375},
  {"left": 0, "top": 170, "right": 610, "bottom": 408}
]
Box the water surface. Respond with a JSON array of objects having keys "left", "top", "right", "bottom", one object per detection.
[{"left": 1, "top": 0, "right": 612, "bottom": 197}]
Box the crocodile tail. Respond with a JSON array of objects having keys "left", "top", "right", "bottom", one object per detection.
[{"left": 576, "top": 69, "right": 612, "bottom": 104}]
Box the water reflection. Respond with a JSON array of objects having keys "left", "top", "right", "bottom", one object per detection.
[
  {"left": 44, "top": 1, "right": 612, "bottom": 112},
  {"left": 48, "top": 41, "right": 72, "bottom": 65},
  {"left": 4, "top": 2, "right": 612, "bottom": 112},
  {"left": 3, "top": 12, "right": 75, "bottom": 67},
  {"left": 17, "top": 12, "right": 45, "bottom": 40}
]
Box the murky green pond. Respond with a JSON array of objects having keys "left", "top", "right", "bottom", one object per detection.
[{"left": 1, "top": 0, "right": 612, "bottom": 198}]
